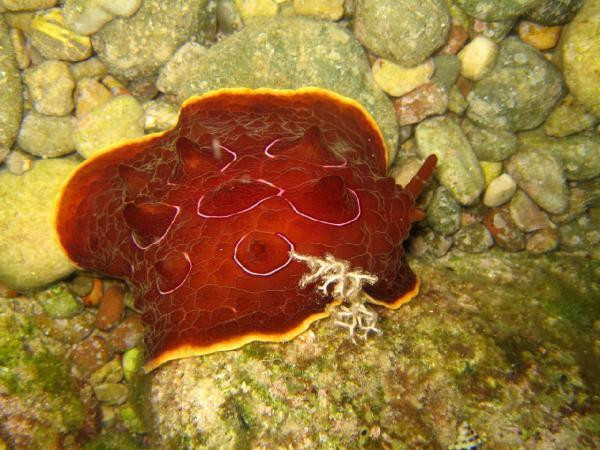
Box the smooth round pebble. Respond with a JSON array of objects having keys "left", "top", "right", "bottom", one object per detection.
[
  {"left": 509, "top": 189, "right": 552, "bottom": 232},
  {"left": 24, "top": 59, "right": 75, "bottom": 116},
  {"left": 96, "top": 284, "right": 125, "bottom": 331},
  {"left": 526, "top": 228, "right": 559, "bottom": 254},
  {"left": 0, "top": 159, "right": 78, "bottom": 291},
  {"left": 415, "top": 116, "right": 485, "bottom": 205},
  {"left": 372, "top": 58, "right": 434, "bottom": 97},
  {"left": 74, "top": 94, "right": 144, "bottom": 158},
  {"left": 483, "top": 173, "right": 516, "bottom": 207},
  {"left": 467, "top": 37, "right": 565, "bottom": 132},
  {"left": 93, "top": 382, "right": 128, "bottom": 405},
  {"left": 458, "top": 35, "right": 497, "bottom": 80},
  {"left": 561, "top": 0, "right": 600, "bottom": 118},
  {"left": 354, "top": 0, "right": 450, "bottom": 67},
  {"left": 17, "top": 111, "right": 76, "bottom": 157},
  {"left": 505, "top": 149, "right": 569, "bottom": 214}
]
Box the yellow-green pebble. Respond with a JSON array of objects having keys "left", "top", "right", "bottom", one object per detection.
[
  {"left": 30, "top": 8, "right": 92, "bottom": 61},
  {"left": 372, "top": 58, "right": 434, "bottom": 97},
  {"left": 122, "top": 346, "right": 144, "bottom": 381},
  {"left": 292, "top": 0, "right": 344, "bottom": 20},
  {"left": 480, "top": 161, "right": 503, "bottom": 186},
  {"left": 235, "top": 0, "right": 279, "bottom": 20}
]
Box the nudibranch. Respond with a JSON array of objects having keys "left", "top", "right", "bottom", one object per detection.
[{"left": 54, "top": 88, "right": 437, "bottom": 372}]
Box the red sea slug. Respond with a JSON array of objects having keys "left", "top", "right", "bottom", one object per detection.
[{"left": 54, "top": 88, "right": 437, "bottom": 371}]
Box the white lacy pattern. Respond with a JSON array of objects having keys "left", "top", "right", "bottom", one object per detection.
[{"left": 290, "top": 250, "right": 381, "bottom": 342}]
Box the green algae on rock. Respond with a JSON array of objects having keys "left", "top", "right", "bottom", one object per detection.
[
  {"left": 461, "top": 118, "right": 518, "bottom": 162},
  {"left": 0, "top": 16, "right": 22, "bottom": 162},
  {"left": 526, "top": 0, "right": 583, "bottom": 25},
  {"left": 427, "top": 186, "right": 461, "bottom": 236},
  {"left": 0, "top": 159, "right": 78, "bottom": 291},
  {"left": 518, "top": 129, "right": 600, "bottom": 181},
  {"left": 353, "top": 0, "right": 450, "bottom": 67},
  {"left": 467, "top": 37, "right": 565, "bottom": 132},
  {"left": 560, "top": 0, "right": 600, "bottom": 119},
  {"left": 142, "top": 249, "right": 600, "bottom": 447},
  {"left": 543, "top": 94, "right": 599, "bottom": 137},
  {"left": 159, "top": 16, "right": 399, "bottom": 163},
  {"left": 415, "top": 116, "right": 485, "bottom": 205},
  {"left": 0, "top": 296, "right": 93, "bottom": 447},
  {"left": 92, "top": 0, "right": 212, "bottom": 80},
  {"left": 454, "top": 0, "right": 542, "bottom": 21}
]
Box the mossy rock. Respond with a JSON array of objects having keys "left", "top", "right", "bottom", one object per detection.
[{"left": 0, "top": 159, "right": 78, "bottom": 291}]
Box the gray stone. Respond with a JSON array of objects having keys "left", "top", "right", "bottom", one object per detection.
[
  {"left": 23, "top": 60, "right": 75, "bottom": 116},
  {"left": 509, "top": 189, "right": 552, "bottom": 232},
  {"left": 162, "top": 17, "right": 399, "bottom": 163},
  {"left": 92, "top": 0, "right": 212, "bottom": 80},
  {"left": 353, "top": 0, "right": 450, "bottom": 67},
  {"left": 454, "top": 0, "right": 541, "bottom": 21},
  {"left": 0, "top": 159, "right": 78, "bottom": 291},
  {"left": 505, "top": 149, "right": 569, "bottom": 214},
  {"left": 461, "top": 118, "right": 517, "bottom": 162},
  {"left": 527, "top": 0, "right": 583, "bottom": 25},
  {"left": 0, "top": 16, "right": 22, "bottom": 160},
  {"left": 454, "top": 223, "right": 494, "bottom": 253},
  {"left": 431, "top": 54, "right": 461, "bottom": 91},
  {"left": 518, "top": 130, "right": 600, "bottom": 181},
  {"left": 17, "top": 111, "right": 76, "bottom": 158},
  {"left": 561, "top": 0, "right": 600, "bottom": 118},
  {"left": 415, "top": 117, "right": 485, "bottom": 205},
  {"left": 74, "top": 94, "right": 144, "bottom": 159},
  {"left": 467, "top": 37, "right": 565, "bottom": 132},
  {"left": 426, "top": 187, "right": 461, "bottom": 236}
]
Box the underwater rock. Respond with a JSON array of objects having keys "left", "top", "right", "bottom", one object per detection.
[
  {"left": 518, "top": 130, "right": 600, "bottom": 181},
  {"left": 0, "top": 159, "right": 77, "bottom": 291},
  {"left": 0, "top": 16, "right": 22, "bottom": 163},
  {"left": 454, "top": 0, "right": 541, "bottom": 21},
  {"left": 160, "top": 17, "right": 399, "bottom": 162},
  {"left": 543, "top": 94, "right": 598, "bottom": 137},
  {"left": 415, "top": 116, "right": 485, "bottom": 205},
  {"left": 461, "top": 118, "right": 518, "bottom": 162},
  {"left": 505, "top": 148, "right": 569, "bottom": 214},
  {"left": 353, "top": 0, "right": 450, "bottom": 67},
  {"left": 17, "top": 111, "right": 76, "bottom": 158},
  {"left": 560, "top": 0, "right": 600, "bottom": 118},
  {"left": 30, "top": 8, "right": 92, "bottom": 61},
  {"left": 426, "top": 186, "right": 461, "bottom": 236},
  {"left": 23, "top": 59, "right": 75, "bottom": 116},
  {"left": 527, "top": 0, "right": 583, "bottom": 25},
  {"left": 467, "top": 37, "right": 565, "bottom": 132},
  {"left": 483, "top": 173, "right": 517, "bottom": 207},
  {"left": 92, "top": 0, "right": 211, "bottom": 80},
  {"left": 74, "top": 94, "right": 144, "bottom": 159},
  {"left": 63, "top": 0, "right": 142, "bottom": 35}
]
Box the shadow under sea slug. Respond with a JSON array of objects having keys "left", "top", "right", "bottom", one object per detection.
[{"left": 54, "top": 87, "right": 437, "bottom": 372}]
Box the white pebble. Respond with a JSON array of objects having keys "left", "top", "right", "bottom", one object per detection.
[
  {"left": 483, "top": 173, "right": 517, "bottom": 207},
  {"left": 458, "top": 36, "right": 497, "bottom": 81}
]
